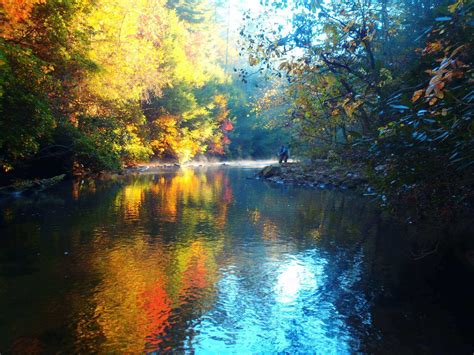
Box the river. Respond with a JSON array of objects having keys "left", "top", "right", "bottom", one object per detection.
[{"left": 0, "top": 165, "right": 472, "bottom": 353}]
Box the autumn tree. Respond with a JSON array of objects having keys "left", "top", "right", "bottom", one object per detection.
[{"left": 1, "top": 0, "right": 238, "bottom": 178}]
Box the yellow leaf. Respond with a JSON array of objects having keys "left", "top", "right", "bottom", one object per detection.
[
  {"left": 434, "top": 87, "right": 444, "bottom": 99},
  {"left": 343, "top": 21, "right": 354, "bottom": 33},
  {"left": 412, "top": 89, "right": 424, "bottom": 102},
  {"left": 450, "top": 45, "right": 465, "bottom": 58},
  {"left": 448, "top": 0, "right": 462, "bottom": 13}
]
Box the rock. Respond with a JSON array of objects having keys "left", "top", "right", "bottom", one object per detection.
[
  {"left": 345, "top": 181, "right": 357, "bottom": 189},
  {"left": 257, "top": 162, "right": 370, "bottom": 193},
  {"left": 351, "top": 177, "right": 368, "bottom": 185},
  {"left": 0, "top": 174, "right": 66, "bottom": 196},
  {"left": 258, "top": 165, "right": 282, "bottom": 178},
  {"left": 31, "top": 176, "right": 61, "bottom": 193},
  {"left": 464, "top": 249, "right": 474, "bottom": 269}
]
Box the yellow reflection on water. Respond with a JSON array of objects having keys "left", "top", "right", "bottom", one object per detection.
[
  {"left": 262, "top": 219, "right": 279, "bottom": 241},
  {"left": 77, "top": 168, "right": 232, "bottom": 352},
  {"left": 174, "top": 240, "right": 223, "bottom": 298},
  {"left": 249, "top": 209, "right": 261, "bottom": 223},
  {"left": 123, "top": 183, "right": 145, "bottom": 220},
  {"left": 309, "top": 228, "right": 322, "bottom": 240}
]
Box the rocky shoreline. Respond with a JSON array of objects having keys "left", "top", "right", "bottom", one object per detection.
[{"left": 257, "top": 161, "right": 373, "bottom": 193}]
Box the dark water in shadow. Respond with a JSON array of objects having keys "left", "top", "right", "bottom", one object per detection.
[{"left": 0, "top": 167, "right": 472, "bottom": 353}]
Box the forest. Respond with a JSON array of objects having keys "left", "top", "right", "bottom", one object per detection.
[
  {"left": 1, "top": 0, "right": 473, "bottom": 224},
  {"left": 0, "top": 0, "right": 284, "bottom": 180}
]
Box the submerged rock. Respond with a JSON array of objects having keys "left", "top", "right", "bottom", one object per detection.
[
  {"left": 0, "top": 174, "right": 66, "bottom": 196},
  {"left": 258, "top": 165, "right": 282, "bottom": 178}
]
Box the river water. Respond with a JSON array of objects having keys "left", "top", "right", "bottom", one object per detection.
[{"left": 0, "top": 165, "right": 472, "bottom": 353}]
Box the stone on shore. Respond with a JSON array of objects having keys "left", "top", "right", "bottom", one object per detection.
[
  {"left": 257, "top": 161, "right": 369, "bottom": 192},
  {"left": 258, "top": 165, "right": 282, "bottom": 178}
]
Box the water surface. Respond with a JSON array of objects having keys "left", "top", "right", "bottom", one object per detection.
[{"left": 0, "top": 167, "right": 471, "bottom": 353}]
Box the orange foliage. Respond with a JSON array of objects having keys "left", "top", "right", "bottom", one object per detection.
[
  {"left": 416, "top": 41, "right": 467, "bottom": 106},
  {"left": 0, "top": 0, "right": 45, "bottom": 36},
  {"left": 222, "top": 119, "right": 233, "bottom": 131}
]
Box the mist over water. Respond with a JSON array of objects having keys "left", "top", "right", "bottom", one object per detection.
[
  {"left": 141, "top": 159, "right": 283, "bottom": 169},
  {"left": 0, "top": 167, "right": 471, "bottom": 353},
  {"left": 185, "top": 159, "right": 279, "bottom": 167}
]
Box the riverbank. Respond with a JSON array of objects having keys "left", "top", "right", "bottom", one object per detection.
[
  {"left": 256, "top": 161, "right": 474, "bottom": 270},
  {"left": 257, "top": 160, "right": 371, "bottom": 193}
]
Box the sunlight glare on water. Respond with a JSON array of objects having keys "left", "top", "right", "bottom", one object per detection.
[{"left": 274, "top": 258, "right": 319, "bottom": 304}]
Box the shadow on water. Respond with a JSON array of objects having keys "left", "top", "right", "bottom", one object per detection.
[{"left": 0, "top": 167, "right": 472, "bottom": 353}]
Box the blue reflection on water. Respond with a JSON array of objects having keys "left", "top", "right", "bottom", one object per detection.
[{"left": 193, "top": 249, "right": 363, "bottom": 353}]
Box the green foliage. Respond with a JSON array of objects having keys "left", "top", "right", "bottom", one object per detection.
[
  {"left": 0, "top": 40, "right": 55, "bottom": 171},
  {"left": 241, "top": 0, "right": 473, "bottom": 223},
  {"left": 167, "top": 0, "right": 211, "bottom": 24},
  {"left": 224, "top": 78, "right": 288, "bottom": 159},
  {"left": 369, "top": 4, "right": 474, "bottom": 223},
  {"left": 71, "top": 127, "right": 122, "bottom": 172}
]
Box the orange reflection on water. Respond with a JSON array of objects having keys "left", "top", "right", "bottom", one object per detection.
[
  {"left": 110, "top": 168, "right": 234, "bottom": 225},
  {"left": 154, "top": 168, "right": 203, "bottom": 222},
  {"left": 141, "top": 280, "right": 172, "bottom": 349},
  {"left": 77, "top": 168, "right": 233, "bottom": 352},
  {"left": 72, "top": 179, "right": 97, "bottom": 200}
]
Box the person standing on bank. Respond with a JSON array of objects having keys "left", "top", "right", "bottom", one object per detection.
[{"left": 278, "top": 145, "right": 289, "bottom": 164}]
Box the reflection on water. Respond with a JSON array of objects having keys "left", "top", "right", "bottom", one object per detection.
[{"left": 0, "top": 167, "right": 471, "bottom": 353}]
